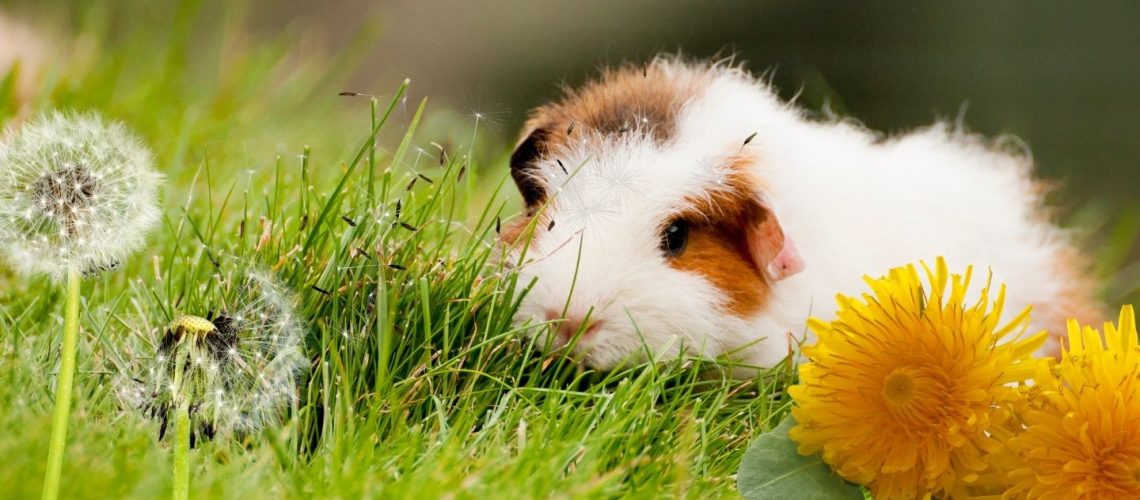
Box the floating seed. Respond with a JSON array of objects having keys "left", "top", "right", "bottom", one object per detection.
[{"left": 743, "top": 132, "right": 758, "bottom": 147}]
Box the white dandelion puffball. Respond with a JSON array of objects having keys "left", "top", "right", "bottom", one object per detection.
[
  {"left": 0, "top": 111, "right": 162, "bottom": 280},
  {"left": 116, "top": 270, "right": 308, "bottom": 442}
]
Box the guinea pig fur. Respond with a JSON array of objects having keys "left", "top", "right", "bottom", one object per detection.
[{"left": 503, "top": 56, "right": 1102, "bottom": 371}]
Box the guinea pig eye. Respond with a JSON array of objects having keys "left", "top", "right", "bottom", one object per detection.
[{"left": 660, "top": 219, "right": 690, "bottom": 257}]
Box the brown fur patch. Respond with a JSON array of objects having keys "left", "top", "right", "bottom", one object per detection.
[
  {"left": 511, "top": 60, "right": 714, "bottom": 208},
  {"left": 527, "top": 62, "right": 704, "bottom": 144},
  {"left": 668, "top": 153, "right": 772, "bottom": 317},
  {"left": 498, "top": 214, "right": 557, "bottom": 249},
  {"left": 499, "top": 217, "right": 530, "bottom": 247},
  {"left": 672, "top": 222, "right": 770, "bottom": 317}
]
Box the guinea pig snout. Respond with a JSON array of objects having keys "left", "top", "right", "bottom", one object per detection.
[{"left": 544, "top": 309, "right": 604, "bottom": 345}]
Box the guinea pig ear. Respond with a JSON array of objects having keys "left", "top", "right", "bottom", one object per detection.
[
  {"left": 509, "top": 126, "right": 550, "bottom": 208},
  {"left": 745, "top": 196, "right": 805, "bottom": 281}
]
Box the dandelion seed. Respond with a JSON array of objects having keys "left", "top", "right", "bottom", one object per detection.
[{"left": 742, "top": 132, "right": 758, "bottom": 147}]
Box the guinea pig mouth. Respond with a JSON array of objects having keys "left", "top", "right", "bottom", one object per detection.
[{"left": 543, "top": 309, "right": 605, "bottom": 348}]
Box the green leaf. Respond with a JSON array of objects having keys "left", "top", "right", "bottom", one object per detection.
[{"left": 737, "top": 416, "right": 863, "bottom": 500}]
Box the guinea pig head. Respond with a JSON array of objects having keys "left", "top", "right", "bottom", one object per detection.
[{"left": 502, "top": 62, "right": 804, "bottom": 369}]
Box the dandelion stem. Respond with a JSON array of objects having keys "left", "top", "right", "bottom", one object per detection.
[
  {"left": 170, "top": 350, "right": 190, "bottom": 500},
  {"left": 173, "top": 398, "right": 190, "bottom": 500},
  {"left": 42, "top": 267, "right": 81, "bottom": 500}
]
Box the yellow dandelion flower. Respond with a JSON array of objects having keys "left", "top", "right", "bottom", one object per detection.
[
  {"left": 788, "top": 258, "right": 1046, "bottom": 499},
  {"left": 999, "top": 305, "right": 1140, "bottom": 499}
]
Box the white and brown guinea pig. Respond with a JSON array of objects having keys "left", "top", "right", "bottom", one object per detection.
[{"left": 502, "top": 56, "right": 1101, "bottom": 370}]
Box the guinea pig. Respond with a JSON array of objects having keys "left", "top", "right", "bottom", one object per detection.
[{"left": 502, "top": 56, "right": 1101, "bottom": 370}]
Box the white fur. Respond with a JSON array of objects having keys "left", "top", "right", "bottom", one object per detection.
[{"left": 512, "top": 61, "right": 1074, "bottom": 370}]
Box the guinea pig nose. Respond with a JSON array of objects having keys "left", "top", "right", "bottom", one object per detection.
[{"left": 544, "top": 309, "right": 604, "bottom": 344}]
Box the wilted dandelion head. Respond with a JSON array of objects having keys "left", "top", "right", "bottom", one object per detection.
[
  {"left": 0, "top": 111, "right": 161, "bottom": 280},
  {"left": 787, "top": 258, "right": 1046, "bottom": 499},
  {"left": 116, "top": 269, "right": 307, "bottom": 444},
  {"left": 994, "top": 306, "right": 1140, "bottom": 499}
]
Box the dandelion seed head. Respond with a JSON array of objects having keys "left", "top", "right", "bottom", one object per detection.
[
  {"left": 0, "top": 111, "right": 161, "bottom": 280},
  {"left": 113, "top": 268, "right": 307, "bottom": 442}
]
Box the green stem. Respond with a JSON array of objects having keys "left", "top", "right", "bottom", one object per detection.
[
  {"left": 172, "top": 355, "right": 190, "bottom": 500},
  {"left": 173, "top": 398, "right": 190, "bottom": 500},
  {"left": 42, "top": 267, "right": 81, "bottom": 500}
]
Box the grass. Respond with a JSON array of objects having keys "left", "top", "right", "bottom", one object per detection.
[
  {"left": 1, "top": 2, "right": 1136, "bottom": 499},
  {"left": 0, "top": 2, "right": 788, "bottom": 498}
]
